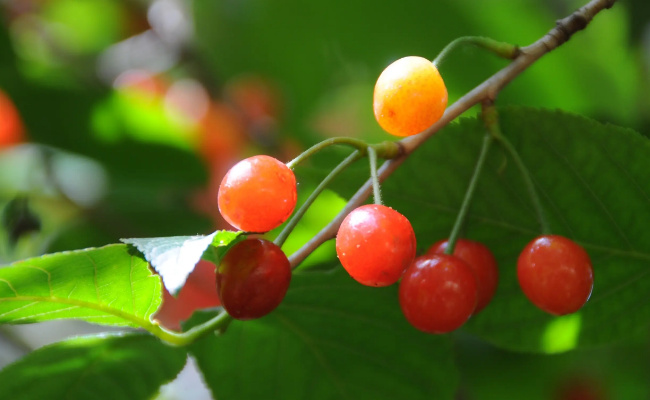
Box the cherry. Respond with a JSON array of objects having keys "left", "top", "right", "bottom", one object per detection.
[
  {"left": 218, "top": 155, "right": 297, "bottom": 232},
  {"left": 336, "top": 204, "right": 416, "bottom": 287},
  {"left": 373, "top": 56, "right": 448, "bottom": 137},
  {"left": 427, "top": 238, "right": 498, "bottom": 313},
  {"left": 216, "top": 238, "right": 291, "bottom": 320},
  {"left": 0, "top": 89, "right": 25, "bottom": 147},
  {"left": 517, "top": 235, "right": 593, "bottom": 315},
  {"left": 399, "top": 254, "right": 478, "bottom": 334}
]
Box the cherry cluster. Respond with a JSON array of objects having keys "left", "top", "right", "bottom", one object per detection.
[{"left": 211, "top": 54, "right": 594, "bottom": 333}]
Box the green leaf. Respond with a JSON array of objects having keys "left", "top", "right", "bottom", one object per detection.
[
  {"left": 0, "top": 334, "right": 187, "bottom": 400},
  {"left": 456, "top": 335, "right": 650, "bottom": 400},
  {"left": 202, "top": 230, "right": 247, "bottom": 266},
  {"left": 121, "top": 230, "right": 244, "bottom": 294},
  {"left": 0, "top": 244, "right": 161, "bottom": 328},
  {"left": 189, "top": 268, "right": 457, "bottom": 400},
  {"left": 382, "top": 107, "right": 650, "bottom": 352}
]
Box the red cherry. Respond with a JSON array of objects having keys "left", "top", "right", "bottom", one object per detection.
[
  {"left": 216, "top": 238, "right": 291, "bottom": 320},
  {"left": 427, "top": 239, "right": 498, "bottom": 313},
  {"left": 218, "top": 155, "right": 297, "bottom": 232},
  {"left": 0, "top": 89, "right": 25, "bottom": 147},
  {"left": 399, "top": 254, "right": 478, "bottom": 334},
  {"left": 517, "top": 235, "right": 593, "bottom": 315},
  {"left": 336, "top": 204, "right": 416, "bottom": 287}
]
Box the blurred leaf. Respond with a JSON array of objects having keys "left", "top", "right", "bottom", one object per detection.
[
  {"left": 193, "top": 0, "right": 641, "bottom": 141},
  {"left": 448, "top": 0, "right": 638, "bottom": 125},
  {"left": 122, "top": 230, "right": 244, "bottom": 294},
  {"left": 0, "top": 244, "right": 161, "bottom": 328},
  {"left": 456, "top": 334, "right": 650, "bottom": 400},
  {"left": 41, "top": 0, "right": 125, "bottom": 55},
  {"left": 193, "top": 0, "right": 467, "bottom": 139},
  {"left": 383, "top": 107, "right": 650, "bottom": 352},
  {"left": 189, "top": 267, "right": 457, "bottom": 400},
  {"left": 0, "top": 144, "right": 108, "bottom": 208},
  {"left": 0, "top": 334, "right": 187, "bottom": 400},
  {"left": 2, "top": 196, "right": 41, "bottom": 246}
]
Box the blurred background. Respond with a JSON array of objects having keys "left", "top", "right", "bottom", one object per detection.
[{"left": 0, "top": 0, "right": 648, "bottom": 398}]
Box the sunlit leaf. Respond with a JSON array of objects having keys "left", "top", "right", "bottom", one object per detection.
[
  {"left": 0, "top": 244, "right": 161, "bottom": 328},
  {"left": 121, "top": 230, "right": 244, "bottom": 294}
]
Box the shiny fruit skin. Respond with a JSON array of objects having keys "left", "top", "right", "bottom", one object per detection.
[
  {"left": 373, "top": 56, "right": 448, "bottom": 137},
  {"left": 517, "top": 235, "right": 593, "bottom": 315},
  {"left": 399, "top": 254, "right": 478, "bottom": 334},
  {"left": 428, "top": 239, "right": 498, "bottom": 313},
  {"left": 218, "top": 155, "right": 297, "bottom": 232},
  {"left": 216, "top": 238, "right": 291, "bottom": 320},
  {"left": 336, "top": 204, "right": 416, "bottom": 287}
]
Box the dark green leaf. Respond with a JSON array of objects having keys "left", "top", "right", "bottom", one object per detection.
[
  {"left": 0, "top": 244, "right": 161, "bottom": 328},
  {"left": 189, "top": 268, "right": 457, "bottom": 400},
  {"left": 456, "top": 334, "right": 650, "bottom": 400},
  {"left": 0, "top": 334, "right": 187, "bottom": 400},
  {"left": 383, "top": 107, "right": 650, "bottom": 352}
]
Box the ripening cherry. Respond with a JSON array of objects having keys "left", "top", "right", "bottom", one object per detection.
[
  {"left": 427, "top": 238, "right": 498, "bottom": 313},
  {"left": 399, "top": 254, "right": 478, "bottom": 334},
  {"left": 218, "top": 155, "right": 297, "bottom": 232},
  {"left": 517, "top": 235, "right": 593, "bottom": 316},
  {"left": 373, "top": 56, "right": 448, "bottom": 137},
  {"left": 216, "top": 238, "right": 291, "bottom": 320},
  {"left": 336, "top": 204, "right": 416, "bottom": 287}
]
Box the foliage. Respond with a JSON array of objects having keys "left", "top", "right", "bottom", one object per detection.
[{"left": 0, "top": 0, "right": 649, "bottom": 399}]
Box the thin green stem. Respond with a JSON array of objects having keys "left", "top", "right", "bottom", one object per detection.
[
  {"left": 433, "top": 36, "right": 519, "bottom": 67},
  {"left": 444, "top": 133, "right": 493, "bottom": 255},
  {"left": 286, "top": 137, "right": 369, "bottom": 169},
  {"left": 485, "top": 107, "right": 550, "bottom": 234},
  {"left": 367, "top": 147, "right": 382, "bottom": 205},
  {"left": 147, "top": 310, "right": 233, "bottom": 346},
  {"left": 275, "top": 150, "right": 362, "bottom": 249},
  {"left": 494, "top": 133, "right": 551, "bottom": 235}
]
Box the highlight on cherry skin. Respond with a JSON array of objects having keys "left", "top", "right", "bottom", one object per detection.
[
  {"left": 218, "top": 154, "right": 297, "bottom": 233},
  {"left": 216, "top": 237, "right": 292, "bottom": 320},
  {"left": 427, "top": 238, "right": 498, "bottom": 314},
  {"left": 399, "top": 253, "right": 478, "bottom": 334},
  {"left": 517, "top": 235, "right": 594, "bottom": 316},
  {"left": 336, "top": 204, "right": 416, "bottom": 287},
  {"left": 373, "top": 56, "right": 448, "bottom": 137}
]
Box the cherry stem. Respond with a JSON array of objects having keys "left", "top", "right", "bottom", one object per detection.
[
  {"left": 368, "top": 146, "right": 382, "bottom": 205},
  {"left": 286, "top": 137, "right": 401, "bottom": 170},
  {"left": 288, "top": 0, "right": 615, "bottom": 269},
  {"left": 485, "top": 105, "right": 551, "bottom": 234},
  {"left": 444, "top": 132, "right": 493, "bottom": 255},
  {"left": 433, "top": 36, "right": 520, "bottom": 67},
  {"left": 275, "top": 150, "right": 363, "bottom": 249},
  {"left": 147, "top": 309, "right": 233, "bottom": 346}
]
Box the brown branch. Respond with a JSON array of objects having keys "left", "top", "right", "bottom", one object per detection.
[{"left": 288, "top": 0, "right": 617, "bottom": 268}]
